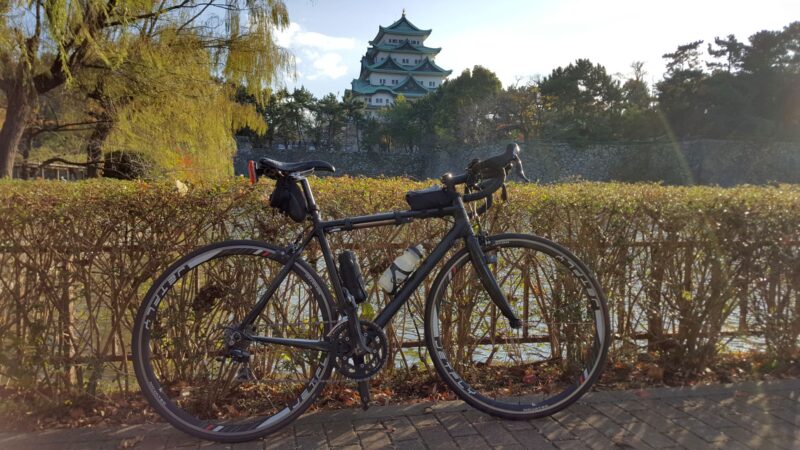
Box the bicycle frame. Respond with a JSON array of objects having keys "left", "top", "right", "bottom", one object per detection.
[{"left": 239, "top": 177, "right": 506, "bottom": 352}]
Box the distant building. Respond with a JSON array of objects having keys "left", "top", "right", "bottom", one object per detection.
[
  {"left": 13, "top": 161, "right": 86, "bottom": 180},
  {"left": 348, "top": 12, "right": 451, "bottom": 116}
]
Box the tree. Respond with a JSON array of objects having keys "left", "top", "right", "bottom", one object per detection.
[
  {"left": 255, "top": 89, "right": 291, "bottom": 148},
  {"left": 342, "top": 92, "right": 366, "bottom": 150},
  {"left": 652, "top": 22, "right": 800, "bottom": 140},
  {"left": 103, "top": 32, "right": 275, "bottom": 179},
  {"left": 315, "top": 93, "right": 346, "bottom": 149},
  {"left": 430, "top": 65, "right": 503, "bottom": 148},
  {"left": 539, "top": 59, "right": 622, "bottom": 141},
  {"left": 496, "top": 80, "right": 541, "bottom": 144},
  {"left": 0, "top": 0, "right": 292, "bottom": 178},
  {"left": 285, "top": 87, "right": 315, "bottom": 145},
  {"left": 620, "top": 62, "right": 660, "bottom": 139},
  {"left": 656, "top": 41, "right": 708, "bottom": 138},
  {"left": 361, "top": 117, "right": 389, "bottom": 152},
  {"left": 707, "top": 35, "right": 745, "bottom": 73},
  {"left": 622, "top": 62, "right": 651, "bottom": 109},
  {"left": 663, "top": 40, "right": 705, "bottom": 73},
  {"left": 382, "top": 95, "right": 423, "bottom": 151},
  {"left": 739, "top": 23, "right": 800, "bottom": 138}
]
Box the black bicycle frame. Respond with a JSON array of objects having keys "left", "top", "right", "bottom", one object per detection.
[{"left": 240, "top": 177, "right": 519, "bottom": 352}]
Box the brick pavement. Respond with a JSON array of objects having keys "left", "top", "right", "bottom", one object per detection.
[{"left": 1, "top": 379, "right": 798, "bottom": 449}]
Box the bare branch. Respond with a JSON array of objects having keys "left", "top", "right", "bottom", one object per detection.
[
  {"left": 104, "top": 0, "right": 194, "bottom": 28},
  {"left": 29, "top": 120, "right": 113, "bottom": 136},
  {"left": 176, "top": 1, "right": 215, "bottom": 34}
]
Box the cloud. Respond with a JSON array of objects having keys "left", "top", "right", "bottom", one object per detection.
[
  {"left": 276, "top": 23, "right": 355, "bottom": 81},
  {"left": 307, "top": 53, "right": 348, "bottom": 80}
]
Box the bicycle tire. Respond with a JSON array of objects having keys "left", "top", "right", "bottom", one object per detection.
[
  {"left": 132, "top": 240, "right": 336, "bottom": 442},
  {"left": 425, "top": 233, "right": 610, "bottom": 420}
]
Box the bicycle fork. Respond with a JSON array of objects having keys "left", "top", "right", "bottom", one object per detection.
[{"left": 464, "top": 234, "right": 523, "bottom": 329}]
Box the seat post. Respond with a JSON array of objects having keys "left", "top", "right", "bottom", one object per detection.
[{"left": 299, "top": 178, "right": 320, "bottom": 218}]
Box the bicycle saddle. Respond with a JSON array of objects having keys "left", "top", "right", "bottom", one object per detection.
[{"left": 257, "top": 158, "right": 335, "bottom": 174}]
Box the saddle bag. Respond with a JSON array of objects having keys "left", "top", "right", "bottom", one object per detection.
[
  {"left": 338, "top": 251, "right": 367, "bottom": 303},
  {"left": 269, "top": 177, "right": 308, "bottom": 222},
  {"left": 405, "top": 186, "right": 457, "bottom": 211}
]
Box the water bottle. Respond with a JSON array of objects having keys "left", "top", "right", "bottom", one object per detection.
[{"left": 378, "top": 245, "right": 425, "bottom": 293}]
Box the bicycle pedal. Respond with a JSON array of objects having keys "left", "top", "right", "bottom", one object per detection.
[{"left": 357, "top": 381, "right": 371, "bottom": 410}]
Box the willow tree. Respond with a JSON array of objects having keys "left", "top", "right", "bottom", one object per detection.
[
  {"left": 100, "top": 31, "right": 274, "bottom": 179},
  {"left": 0, "top": 0, "right": 291, "bottom": 178}
]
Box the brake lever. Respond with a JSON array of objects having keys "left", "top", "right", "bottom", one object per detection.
[{"left": 513, "top": 156, "right": 530, "bottom": 183}]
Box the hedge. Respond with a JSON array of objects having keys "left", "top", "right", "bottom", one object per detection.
[{"left": 0, "top": 178, "right": 798, "bottom": 401}]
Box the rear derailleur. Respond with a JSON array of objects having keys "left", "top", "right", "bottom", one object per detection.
[{"left": 220, "top": 325, "right": 257, "bottom": 382}]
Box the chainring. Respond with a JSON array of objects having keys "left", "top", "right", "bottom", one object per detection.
[{"left": 330, "top": 320, "right": 388, "bottom": 381}]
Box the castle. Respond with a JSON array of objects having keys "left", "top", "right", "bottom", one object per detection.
[{"left": 348, "top": 12, "right": 451, "bottom": 115}]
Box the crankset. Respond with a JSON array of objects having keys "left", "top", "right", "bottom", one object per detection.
[{"left": 329, "top": 320, "right": 388, "bottom": 382}]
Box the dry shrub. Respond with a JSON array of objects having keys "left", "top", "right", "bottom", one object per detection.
[{"left": 0, "top": 178, "right": 798, "bottom": 403}]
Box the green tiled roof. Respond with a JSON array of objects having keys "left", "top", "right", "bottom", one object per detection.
[
  {"left": 393, "top": 77, "right": 430, "bottom": 96},
  {"left": 350, "top": 79, "right": 395, "bottom": 95},
  {"left": 373, "top": 14, "right": 431, "bottom": 42},
  {"left": 364, "top": 56, "right": 452, "bottom": 76},
  {"left": 367, "top": 39, "right": 441, "bottom": 56},
  {"left": 412, "top": 57, "right": 451, "bottom": 74},
  {"left": 369, "top": 57, "right": 405, "bottom": 72},
  {"left": 383, "top": 14, "right": 431, "bottom": 34},
  {"left": 350, "top": 78, "right": 432, "bottom": 98}
]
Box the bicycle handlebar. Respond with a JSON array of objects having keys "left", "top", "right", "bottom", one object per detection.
[
  {"left": 463, "top": 176, "right": 505, "bottom": 203},
  {"left": 442, "top": 143, "right": 529, "bottom": 204}
]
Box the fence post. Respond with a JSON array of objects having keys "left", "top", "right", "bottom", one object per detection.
[{"left": 646, "top": 242, "right": 665, "bottom": 353}]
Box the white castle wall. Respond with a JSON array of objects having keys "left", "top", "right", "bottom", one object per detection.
[{"left": 379, "top": 33, "right": 425, "bottom": 45}]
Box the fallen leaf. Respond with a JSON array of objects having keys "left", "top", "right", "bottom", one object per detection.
[
  {"left": 118, "top": 436, "right": 144, "bottom": 449},
  {"left": 523, "top": 368, "right": 538, "bottom": 384},
  {"left": 645, "top": 364, "right": 665, "bottom": 382}
]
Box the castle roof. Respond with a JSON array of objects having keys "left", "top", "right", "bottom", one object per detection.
[
  {"left": 412, "top": 57, "right": 451, "bottom": 74},
  {"left": 350, "top": 78, "right": 432, "bottom": 98},
  {"left": 364, "top": 56, "right": 452, "bottom": 76},
  {"left": 368, "top": 39, "right": 441, "bottom": 56},
  {"left": 373, "top": 14, "right": 431, "bottom": 43},
  {"left": 368, "top": 56, "right": 405, "bottom": 72},
  {"left": 393, "top": 76, "right": 430, "bottom": 96}
]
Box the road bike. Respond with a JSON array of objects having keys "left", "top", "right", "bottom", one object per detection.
[{"left": 132, "top": 143, "right": 610, "bottom": 442}]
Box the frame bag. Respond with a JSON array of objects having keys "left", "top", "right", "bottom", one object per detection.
[
  {"left": 269, "top": 177, "right": 308, "bottom": 222},
  {"left": 405, "top": 186, "right": 457, "bottom": 211}
]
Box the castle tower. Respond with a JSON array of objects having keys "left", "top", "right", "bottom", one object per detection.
[{"left": 348, "top": 12, "right": 451, "bottom": 115}]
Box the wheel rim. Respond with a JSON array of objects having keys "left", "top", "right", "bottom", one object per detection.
[
  {"left": 429, "top": 238, "right": 607, "bottom": 414},
  {"left": 135, "top": 245, "right": 333, "bottom": 435}
]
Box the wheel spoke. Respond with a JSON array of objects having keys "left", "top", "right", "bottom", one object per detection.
[
  {"left": 134, "top": 243, "right": 334, "bottom": 439},
  {"left": 428, "top": 236, "right": 608, "bottom": 417}
]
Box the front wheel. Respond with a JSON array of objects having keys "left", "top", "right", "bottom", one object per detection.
[
  {"left": 132, "top": 240, "right": 336, "bottom": 442},
  {"left": 425, "top": 233, "right": 609, "bottom": 419}
]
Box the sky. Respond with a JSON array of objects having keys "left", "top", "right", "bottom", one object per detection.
[{"left": 275, "top": 0, "right": 799, "bottom": 98}]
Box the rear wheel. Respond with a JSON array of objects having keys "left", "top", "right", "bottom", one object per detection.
[
  {"left": 425, "top": 233, "right": 609, "bottom": 419},
  {"left": 132, "top": 240, "right": 335, "bottom": 442}
]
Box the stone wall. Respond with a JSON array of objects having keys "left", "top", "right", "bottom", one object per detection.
[{"left": 235, "top": 138, "right": 800, "bottom": 186}]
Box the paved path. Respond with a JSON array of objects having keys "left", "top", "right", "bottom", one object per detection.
[{"left": 2, "top": 379, "right": 799, "bottom": 449}]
